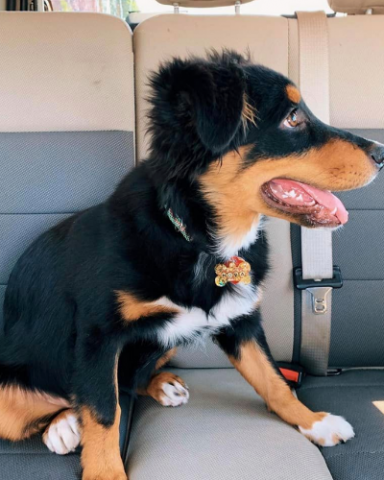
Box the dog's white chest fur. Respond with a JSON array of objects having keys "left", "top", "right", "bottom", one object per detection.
[{"left": 156, "top": 283, "right": 259, "bottom": 347}]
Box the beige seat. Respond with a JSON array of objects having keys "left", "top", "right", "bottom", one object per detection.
[
  {"left": 0, "top": 12, "right": 135, "bottom": 480},
  {"left": 128, "top": 9, "right": 333, "bottom": 480},
  {"left": 128, "top": 2, "right": 384, "bottom": 480}
]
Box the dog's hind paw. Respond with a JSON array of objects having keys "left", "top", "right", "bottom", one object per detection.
[
  {"left": 299, "top": 413, "right": 355, "bottom": 447},
  {"left": 43, "top": 409, "right": 80, "bottom": 455}
]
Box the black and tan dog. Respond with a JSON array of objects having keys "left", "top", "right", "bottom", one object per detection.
[{"left": 1, "top": 51, "right": 383, "bottom": 480}]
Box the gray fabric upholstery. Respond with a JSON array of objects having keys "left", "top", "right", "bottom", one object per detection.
[
  {"left": 297, "top": 370, "right": 384, "bottom": 480},
  {"left": 0, "top": 130, "right": 134, "bottom": 477},
  {"left": 0, "top": 454, "right": 81, "bottom": 480},
  {"left": 0, "top": 286, "right": 5, "bottom": 331},
  {"left": 329, "top": 129, "right": 384, "bottom": 367},
  {"left": 127, "top": 368, "right": 333, "bottom": 480},
  {"left": 0, "top": 132, "right": 133, "bottom": 214},
  {"left": 0, "top": 214, "right": 72, "bottom": 285},
  {"left": 0, "top": 131, "right": 134, "bottom": 330}
]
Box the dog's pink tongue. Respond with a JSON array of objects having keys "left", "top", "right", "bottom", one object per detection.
[{"left": 269, "top": 179, "right": 349, "bottom": 224}]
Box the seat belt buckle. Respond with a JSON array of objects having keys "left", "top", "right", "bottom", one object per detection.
[
  {"left": 277, "top": 363, "right": 304, "bottom": 387},
  {"left": 293, "top": 266, "right": 343, "bottom": 315}
]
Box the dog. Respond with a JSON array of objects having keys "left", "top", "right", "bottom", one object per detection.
[{"left": 0, "top": 51, "right": 383, "bottom": 480}]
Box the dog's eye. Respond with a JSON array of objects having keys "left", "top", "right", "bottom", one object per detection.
[{"left": 284, "top": 109, "right": 300, "bottom": 128}]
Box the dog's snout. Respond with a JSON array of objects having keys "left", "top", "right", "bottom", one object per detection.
[{"left": 369, "top": 143, "right": 384, "bottom": 171}]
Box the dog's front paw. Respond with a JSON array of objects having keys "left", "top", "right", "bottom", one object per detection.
[
  {"left": 299, "top": 413, "right": 355, "bottom": 447},
  {"left": 160, "top": 379, "right": 189, "bottom": 407},
  {"left": 147, "top": 372, "right": 189, "bottom": 407}
]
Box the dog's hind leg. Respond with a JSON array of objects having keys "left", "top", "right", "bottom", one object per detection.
[{"left": 0, "top": 384, "right": 69, "bottom": 442}]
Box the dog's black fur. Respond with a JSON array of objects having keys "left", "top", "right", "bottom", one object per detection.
[{"left": 0, "top": 51, "right": 382, "bottom": 443}]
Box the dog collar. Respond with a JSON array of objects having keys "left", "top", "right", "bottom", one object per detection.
[
  {"left": 215, "top": 256, "right": 251, "bottom": 287},
  {"left": 166, "top": 208, "right": 193, "bottom": 242}
]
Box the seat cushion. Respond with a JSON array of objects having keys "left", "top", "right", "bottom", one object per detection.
[
  {"left": 0, "top": 392, "right": 133, "bottom": 480},
  {"left": 127, "top": 369, "right": 332, "bottom": 480},
  {"left": 297, "top": 370, "right": 384, "bottom": 480}
]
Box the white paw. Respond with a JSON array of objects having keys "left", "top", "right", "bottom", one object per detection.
[
  {"left": 43, "top": 413, "right": 81, "bottom": 455},
  {"left": 160, "top": 381, "right": 189, "bottom": 407},
  {"left": 299, "top": 413, "right": 355, "bottom": 447}
]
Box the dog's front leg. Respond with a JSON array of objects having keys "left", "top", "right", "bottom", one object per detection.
[
  {"left": 214, "top": 310, "right": 355, "bottom": 447},
  {"left": 74, "top": 338, "right": 127, "bottom": 480}
]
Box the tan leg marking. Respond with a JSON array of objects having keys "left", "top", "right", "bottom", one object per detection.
[
  {"left": 154, "top": 348, "right": 177, "bottom": 371},
  {"left": 140, "top": 372, "right": 189, "bottom": 407},
  {"left": 116, "top": 291, "right": 179, "bottom": 322},
  {"left": 0, "top": 385, "right": 69, "bottom": 441},
  {"left": 229, "top": 341, "right": 324, "bottom": 428},
  {"left": 229, "top": 341, "right": 354, "bottom": 446},
  {"left": 286, "top": 84, "right": 301, "bottom": 103},
  {"left": 81, "top": 406, "right": 127, "bottom": 480},
  {"left": 43, "top": 408, "right": 80, "bottom": 455}
]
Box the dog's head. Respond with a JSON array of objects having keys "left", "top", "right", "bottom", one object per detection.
[{"left": 147, "top": 51, "right": 383, "bottom": 256}]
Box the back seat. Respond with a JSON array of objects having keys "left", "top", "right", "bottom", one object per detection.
[
  {"left": 294, "top": 4, "right": 384, "bottom": 478},
  {"left": 0, "top": 2, "right": 384, "bottom": 480},
  {"left": 0, "top": 12, "right": 135, "bottom": 479},
  {"left": 129, "top": 10, "right": 331, "bottom": 480},
  {"left": 129, "top": 2, "right": 384, "bottom": 480}
]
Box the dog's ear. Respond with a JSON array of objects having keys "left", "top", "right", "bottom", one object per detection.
[
  {"left": 149, "top": 53, "right": 249, "bottom": 154},
  {"left": 189, "top": 61, "right": 246, "bottom": 152}
]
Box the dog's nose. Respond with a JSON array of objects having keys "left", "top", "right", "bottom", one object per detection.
[{"left": 369, "top": 143, "right": 384, "bottom": 171}]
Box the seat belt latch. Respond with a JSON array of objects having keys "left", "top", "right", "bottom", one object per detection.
[
  {"left": 294, "top": 266, "right": 343, "bottom": 315},
  {"left": 277, "top": 362, "right": 305, "bottom": 387}
]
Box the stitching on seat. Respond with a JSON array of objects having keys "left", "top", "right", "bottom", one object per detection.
[
  {"left": 300, "top": 384, "right": 384, "bottom": 390},
  {"left": 326, "top": 451, "right": 384, "bottom": 459},
  {"left": 0, "top": 452, "right": 80, "bottom": 456}
]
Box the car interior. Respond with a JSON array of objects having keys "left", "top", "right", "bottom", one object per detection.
[{"left": 0, "top": 0, "right": 384, "bottom": 479}]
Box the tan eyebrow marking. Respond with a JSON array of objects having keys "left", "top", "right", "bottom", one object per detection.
[{"left": 286, "top": 84, "right": 301, "bottom": 104}]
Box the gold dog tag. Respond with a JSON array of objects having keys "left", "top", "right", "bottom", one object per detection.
[{"left": 215, "top": 256, "right": 251, "bottom": 287}]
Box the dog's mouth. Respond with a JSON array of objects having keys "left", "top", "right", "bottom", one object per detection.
[{"left": 261, "top": 178, "right": 348, "bottom": 227}]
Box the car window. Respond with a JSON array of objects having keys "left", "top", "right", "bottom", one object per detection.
[
  {"left": 50, "top": 0, "right": 333, "bottom": 18},
  {"left": 135, "top": 0, "right": 333, "bottom": 15}
]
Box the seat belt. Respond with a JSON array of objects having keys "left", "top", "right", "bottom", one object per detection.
[{"left": 295, "top": 12, "right": 343, "bottom": 375}]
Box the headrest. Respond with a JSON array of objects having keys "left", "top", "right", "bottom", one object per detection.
[
  {"left": 328, "top": 0, "right": 384, "bottom": 14},
  {"left": 156, "top": 0, "right": 255, "bottom": 7}
]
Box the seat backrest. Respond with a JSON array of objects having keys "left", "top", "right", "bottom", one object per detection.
[
  {"left": 2, "top": 5, "right": 383, "bottom": 372},
  {"left": 288, "top": 6, "right": 384, "bottom": 368},
  {"left": 134, "top": 5, "right": 384, "bottom": 369},
  {"left": 0, "top": 13, "right": 135, "bottom": 329},
  {"left": 134, "top": 14, "right": 296, "bottom": 367},
  {"left": 321, "top": 5, "right": 384, "bottom": 368}
]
